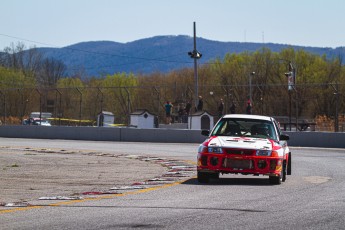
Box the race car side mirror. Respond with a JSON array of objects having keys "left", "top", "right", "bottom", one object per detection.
[
  {"left": 201, "top": 130, "right": 210, "bottom": 136},
  {"left": 280, "top": 134, "right": 290, "bottom": 141}
]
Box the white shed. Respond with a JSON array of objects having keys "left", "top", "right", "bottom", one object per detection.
[
  {"left": 130, "top": 109, "right": 156, "bottom": 129},
  {"left": 97, "top": 111, "right": 115, "bottom": 127},
  {"left": 188, "top": 111, "right": 215, "bottom": 130}
]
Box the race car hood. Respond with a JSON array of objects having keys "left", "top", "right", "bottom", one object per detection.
[{"left": 208, "top": 136, "right": 273, "bottom": 150}]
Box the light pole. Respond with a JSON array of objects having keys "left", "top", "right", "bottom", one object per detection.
[
  {"left": 284, "top": 62, "right": 296, "bottom": 131},
  {"left": 188, "top": 22, "right": 202, "bottom": 110}
]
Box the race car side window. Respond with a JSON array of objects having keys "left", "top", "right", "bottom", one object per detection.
[
  {"left": 272, "top": 119, "right": 282, "bottom": 139},
  {"left": 212, "top": 120, "right": 225, "bottom": 135}
]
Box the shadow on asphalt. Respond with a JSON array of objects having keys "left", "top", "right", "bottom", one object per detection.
[{"left": 182, "top": 177, "right": 274, "bottom": 186}]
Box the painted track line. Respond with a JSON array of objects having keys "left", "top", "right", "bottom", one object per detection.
[{"left": 0, "top": 179, "right": 190, "bottom": 214}]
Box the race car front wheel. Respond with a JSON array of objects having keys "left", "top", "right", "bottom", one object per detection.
[
  {"left": 269, "top": 174, "right": 282, "bottom": 185},
  {"left": 287, "top": 152, "right": 292, "bottom": 175},
  {"left": 282, "top": 160, "right": 287, "bottom": 182},
  {"left": 197, "top": 171, "right": 210, "bottom": 183}
]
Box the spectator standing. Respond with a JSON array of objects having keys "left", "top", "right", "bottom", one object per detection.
[
  {"left": 184, "top": 100, "right": 192, "bottom": 123},
  {"left": 218, "top": 98, "right": 224, "bottom": 118},
  {"left": 185, "top": 100, "right": 191, "bottom": 115},
  {"left": 197, "top": 96, "right": 203, "bottom": 111},
  {"left": 246, "top": 101, "right": 252, "bottom": 114},
  {"left": 230, "top": 102, "right": 236, "bottom": 114},
  {"left": 165, "top": 101, "right": 173, "bottom": 124},
  {"left": 178, "top": 105, "right": 185, "bottom": 123}
]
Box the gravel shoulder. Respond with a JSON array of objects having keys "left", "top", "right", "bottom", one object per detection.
[{"left": 0, "top": 146, "right": 167, "bottom": 204}]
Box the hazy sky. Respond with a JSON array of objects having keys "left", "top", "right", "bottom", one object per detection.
[{"left": 1, "top": 0, "right": 344, "bottom": 50}]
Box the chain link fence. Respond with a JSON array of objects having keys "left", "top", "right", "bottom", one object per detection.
[{"left": 0, "top": 83, "right": 344, "bottom": 132}]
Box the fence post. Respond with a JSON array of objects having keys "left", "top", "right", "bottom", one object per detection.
[
  {"left": 125, "top": 87, "right": 131, "bottom": 125},
  {"left": 0, "top": 91, "right": 6, "bottom": 125},
  {"left": 153, "top": 86, "right": 160, "bottom": 124},
  {"left": 36, "top": 89, "right": 42, "bottom": 125},
  {"left": 76, "top": 88, "right": 82, "bottom": 126},
  {"left": 97, "top": 87, "right": 104, "bottom": 113},
  {"left": 56, "top": 89, "right": 62, "bottom": 126}
]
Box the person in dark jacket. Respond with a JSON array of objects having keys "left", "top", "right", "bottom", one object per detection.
[
  {"left": 246, "top": 102, "right": 252, "bottom": 114},
  {"left": 230, "top": 102, "right": 236, "bottom": 114},
  {"left": 218, "top": 98, "right": 224, "bottom": 118},
  {"left": 197, "top": 96, "right": 203, "bottom": 111},
  {"left": 165, "top": 101, "right": 173, "bottom": 124}
]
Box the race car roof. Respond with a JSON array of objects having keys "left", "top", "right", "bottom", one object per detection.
[{"left": 222, "top": 114, "right": 272, "bottom": 121}]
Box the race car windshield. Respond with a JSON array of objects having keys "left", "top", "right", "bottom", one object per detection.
[{"left": 211, "top": 118, "right": 277, "bottom": 141}]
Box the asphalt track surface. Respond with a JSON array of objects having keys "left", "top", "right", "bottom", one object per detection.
[{"left": 1, "top": 138, "right": 345, "bottom": 230}]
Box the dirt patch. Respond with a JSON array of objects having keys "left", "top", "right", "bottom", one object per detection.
[{"left": 0, "top": 146, "right": 167, "bottom": 203}]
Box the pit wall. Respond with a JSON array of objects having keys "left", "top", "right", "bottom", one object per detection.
[{"left": 0, "top": 126, "right": 344, "bottom": 149}]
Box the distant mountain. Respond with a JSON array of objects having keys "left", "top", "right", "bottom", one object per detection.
[{"left": 35, "top": 35, "right": 344, "bottom": 77}]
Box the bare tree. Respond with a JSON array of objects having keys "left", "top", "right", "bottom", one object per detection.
[
  {"left": 1, "top": 42, "right": 43, "bottom": 82},
  {"left": 38, "top": 58, "right": 67, "bottom": 86},
  {"left": 1, "top": 42, "right": 66, "bottom": 87}
]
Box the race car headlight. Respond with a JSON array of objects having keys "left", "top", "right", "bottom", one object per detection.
[
  {"left": 207, "top": 147, "right": 223, "bottom": 154},
  {"left": 198, "top": 145, "right": 207, "bottom": 153},
  {"left": 256, "top": 150, "right": 272, "bottom": 156}
]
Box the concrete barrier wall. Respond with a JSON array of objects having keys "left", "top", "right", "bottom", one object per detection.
[
  {"left": 0, "top": 126, "right": 121, "bottom": 141},
  {"left": 284, "top": 131, "right": 345, "bottom": 149},
  {"left": 0, "top": 126, "right": 344, "bottom": 148}
]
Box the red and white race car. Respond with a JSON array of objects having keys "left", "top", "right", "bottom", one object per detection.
[{"left": 197, "top": 114, "right": 291, "bottom": 185}]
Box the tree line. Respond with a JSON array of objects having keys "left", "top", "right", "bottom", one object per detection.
[{"left": 0, "top": 42, "right": 344, "bottom": 125}]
